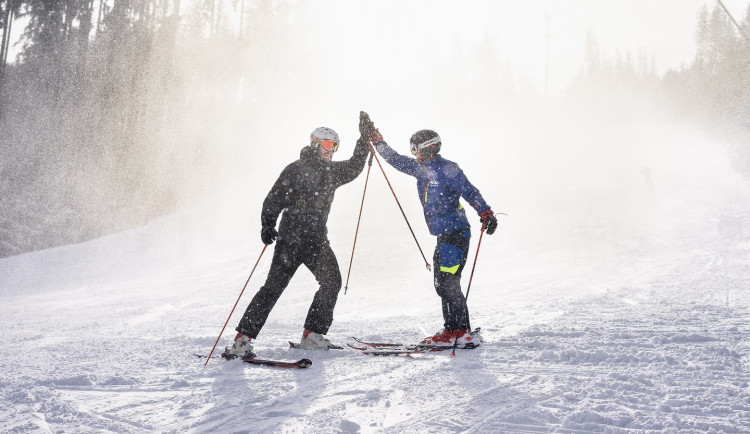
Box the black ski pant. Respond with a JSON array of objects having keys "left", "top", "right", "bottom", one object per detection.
[
  {"left": 236, "top": 239, "right": 342, "bottom": 339},
  {"left": 433, "top": 230, "right": 471, "bottom": 331}
]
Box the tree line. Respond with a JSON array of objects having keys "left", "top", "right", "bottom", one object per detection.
[
  {"left": 566, "top": 2, "right": 750, "bottom": 170},
  {"left": 0, "top": 0, "right": 288, "bottom": 257}
]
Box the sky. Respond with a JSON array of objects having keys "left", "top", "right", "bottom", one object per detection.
[
  {"left": 212, "top": 0, "right": 749, "bottom": 189},
  {"left": 307, "top": 0, "right": 746, "bottom": 95}
]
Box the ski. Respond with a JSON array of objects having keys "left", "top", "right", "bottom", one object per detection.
[
  {"left": 350, "top": 336, "right": 404, "bottom": 348},
  {"left": 350, "top": 328, "right": 483, "bottom": 352},
  {"left": 288, "top": 341, "right": 344, "bottom": 350},
  {"left": 346, "top": 343, "right": 432, "bottom": 356},
  {"left": 348, "top": 342, "right": 475, "bottom": 353},
  {"left": 348, "top": 341, "right": 443, "bottom": 351},
  {"left": 225, "top": 353, "right": 313, "bottom": 369},
  {"left": 194, "top": 353, "right": 222, "bottom": 359},
  {"left": 196, "top": 352, "right": 312, "bottom": 369}
]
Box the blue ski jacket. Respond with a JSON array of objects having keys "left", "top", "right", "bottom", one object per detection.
[{"left": 373, "top": 140, "right": 491, "bottom": 236}]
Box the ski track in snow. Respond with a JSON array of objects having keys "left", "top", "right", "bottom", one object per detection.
[{"left": 2, "top": 123, "right": 750, "bottom": 433}]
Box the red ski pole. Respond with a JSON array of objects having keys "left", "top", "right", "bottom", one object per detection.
[
  {"left": 463, "top": 225, "right": 486, "bottom": 305},
  {"left": 204, "top": 244, "right": 268, "bottom": 366}
]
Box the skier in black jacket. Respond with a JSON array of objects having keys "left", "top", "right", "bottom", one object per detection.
[{"left": 229, "top": 119, "right": 371, "bottom": 356}]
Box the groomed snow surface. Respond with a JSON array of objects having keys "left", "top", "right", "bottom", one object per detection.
[{"left": 2, "top": 123, "right": 750, "bottom": 433}]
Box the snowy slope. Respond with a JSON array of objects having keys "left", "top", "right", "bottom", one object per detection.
[{"left": 1, "top": 122, "right": 750, "bottom": 433}]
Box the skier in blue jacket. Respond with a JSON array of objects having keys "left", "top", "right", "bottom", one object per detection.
[{"left": 364, "top": 114, "right": 498, "bottom": 348}]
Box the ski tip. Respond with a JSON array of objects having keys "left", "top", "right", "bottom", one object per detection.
[{"left": 298, "top": 358, "right": 313, "bottom": 368}]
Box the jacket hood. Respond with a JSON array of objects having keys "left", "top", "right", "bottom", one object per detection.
[{"left": 300, "top": 145, "right": 329, "bottom": 166}]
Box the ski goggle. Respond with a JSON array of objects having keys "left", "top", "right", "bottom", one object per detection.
[
  {"left": 410, "top": 136, "right": 440, "bottom": 155},
  {"left": 312, "top": 135, "right": 339, "bottom": 152}
]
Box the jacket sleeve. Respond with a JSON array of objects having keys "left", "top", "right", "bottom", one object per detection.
[
  {"left": 449, "top": 165, "right": 491, "bottom": 214},
  {"left": 373, "top": 140, "right": 419, "bottom": 177},
  {"left": 332, "top": 138, "right": 370, "bottom": 186},
  {"left": 261, "top": 164, "right": 296, "bottom": 228}
]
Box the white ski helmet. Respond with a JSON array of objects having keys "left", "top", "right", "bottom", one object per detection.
[{"left": 310, "top": 127, "right": 340, "bottom": 151}]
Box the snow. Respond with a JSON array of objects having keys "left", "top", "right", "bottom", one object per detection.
[{"left": 2, "top": 122, "right": 750, "bottom": 433}]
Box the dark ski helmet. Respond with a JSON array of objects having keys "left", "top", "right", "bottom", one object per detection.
[
  {"left": 310, "top": 127, "right": 340, "bottom": 152},
  {"left": 410, "top": 129, "right": 441, "bottom": 158}
]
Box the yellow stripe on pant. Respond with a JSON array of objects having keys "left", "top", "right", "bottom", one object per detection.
[{"left": 440, "top": 264, "right": 460, "bottom": 274}]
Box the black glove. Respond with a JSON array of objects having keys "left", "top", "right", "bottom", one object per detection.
[
  {"left": 359, "top": 111, "right": 375, "bottom": 137},
  {"left": 479, "top": 210, "right": 498, "bottom": 235},
  {"left": 260, "top": 226, "right": 278, "bottom": 245},
  {"left": 356, "top": 137, "right": 369, "bottom": 152}
]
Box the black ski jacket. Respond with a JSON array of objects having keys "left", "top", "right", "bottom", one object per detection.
[{"left": 261, "top": 139, "right": 369, "bottom": 243}]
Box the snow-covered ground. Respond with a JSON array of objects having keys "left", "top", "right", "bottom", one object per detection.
[{"left": 2, "top": 121, "right": 750, "bottom": 433}]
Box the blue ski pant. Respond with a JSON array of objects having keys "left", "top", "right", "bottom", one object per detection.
[{"left": 433, "top": 230, "right": 471, "bottom": 330}]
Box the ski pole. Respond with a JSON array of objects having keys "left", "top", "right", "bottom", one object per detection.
[
  {"left": 204, "top": 244, "right": 268, "bottom": 366},
  {"left": 451, "top": 221, "right": 488, "bottom": 356},
  {"left": 464, "top": 224, "right": 486, "bottom": 304},
  {"left": 344, "top": 152, "right": 374, "bottom": 294},
  {"left": 366, "top": 142, "right": 431, "bottom": 271}
]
